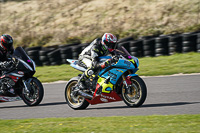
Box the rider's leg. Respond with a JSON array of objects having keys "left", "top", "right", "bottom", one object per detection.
[{"left": 78, "top": 58, "right": 93, "bottom": 90}]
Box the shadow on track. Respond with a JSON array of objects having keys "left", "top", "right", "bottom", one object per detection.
[
  {"left": 1, "top": 101, "right": 199, "bottom": 109},
  {"left": 142, "top": 102, "right": 200, "bottom": 108},
  {"left": 38, "top": 102, "right": 66, "bottom": 107},
  {"left": 87, "top": 102, "right": 200, "bottom": 110},
  {"left": 0, "top": 102, "right": 66, "bottom": 109}
]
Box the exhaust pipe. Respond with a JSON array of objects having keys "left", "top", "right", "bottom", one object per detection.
[{"left": 78, "top": 90, "right": 93, "bottom": 99}]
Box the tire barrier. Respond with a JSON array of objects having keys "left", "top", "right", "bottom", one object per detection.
[
  {"left": 143, "top": 38, "right": 155, "bottom": 57},
  {"left": 155, "top": 36, "right": 169, "bottom": 57},
  {"left": 71, "top": 45, "right": 83, "bottom": 59},
  {"left": 26, "top": 46, "right": 42, "bottom": 66},
  {"left": 47, "top": 49, "right": 62, "bottom": 66},
  {"left": 182, "top": 33, "right": 197, "bottom": 53},
  {"left": 23, "top": 31, "right": 200, "bottom": 66},
  {"left": 60, "top": 47, "right": 72, "bottom": 64},
  {"left": 39, "top": 47, "right": 56, "bottom": 66},
  {"left": 129, "top": 40, "right": 143, "bottom": 57},
  {"left": 197, "top": 33, "right": 200, "bottom": 53},
  {"left": 169, "top": 35, "right": 182, "bottom": 55},
  {"left": 117, "top": 41, "right": 130, "bottom": 52},
  {"left": 81, "top": 43, "right": 89, "bottom": 51}
]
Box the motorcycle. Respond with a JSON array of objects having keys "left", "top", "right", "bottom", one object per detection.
[
  {"left": 65, "top": 46, "right": 147, "bottom": 110},
  {"left": 0, "top": 47, "right": 44, "bottom": 106}
]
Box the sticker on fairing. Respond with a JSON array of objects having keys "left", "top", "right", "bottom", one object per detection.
[
  {"left": 100, "top": 98, "right": 108, "bottom": 102},
  {"left": 18, "top": 71, "right": 24, "bottom": 75},
  {"left": 97, "top": 77, "right": 114, "bottom": 93}
]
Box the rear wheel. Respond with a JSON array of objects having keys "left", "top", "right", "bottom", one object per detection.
[
  {"left": 122, "top": 76, "right": 147, "bottom": 107},
  {"left": 65, "top": 79, "right": 89, "bottom": 110},
  {"left": 21, "top": 78, "right": 44, "bottom": 106}
]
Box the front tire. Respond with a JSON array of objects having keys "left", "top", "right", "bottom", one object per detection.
[
  {"left": 65, "top": 78, "right": 89, "bottom": 110},
  {"left": 121, "top": 76, "right": 147, "bottom": 107},
  {"left": 21, "top": 78, "right": 44, "bottom": 106}
]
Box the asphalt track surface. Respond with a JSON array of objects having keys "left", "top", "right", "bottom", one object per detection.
[{"left": 0, "top": 74, "right": 200, "bottom": 119}]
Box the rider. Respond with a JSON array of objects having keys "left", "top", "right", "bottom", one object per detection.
[
  {"left": 78, "top": 33, "right": 117, "bottom": 89},
  {"left": 0, "top": 34, "right": 15, "bottom": 74}
]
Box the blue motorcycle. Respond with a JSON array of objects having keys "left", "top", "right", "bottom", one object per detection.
[{"left": 65, "top": 46, "right": 147, "bottom": 110}]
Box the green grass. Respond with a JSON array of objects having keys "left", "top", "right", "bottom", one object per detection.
[
  {"left": 35, "top": 64, "right": 80, "bottom": 83},
  {"left": 137, "top": 52, "right": 200, "bottom": 76},
  {"left": 35, "top": 52, "right": 200, "bottom": 83},
  {"left": 0, "top": 114, "right": 199, "bottom": 133}
]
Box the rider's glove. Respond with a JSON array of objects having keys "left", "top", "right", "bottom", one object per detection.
[
  {"left": 112, "top": 56, "right": 119, "bottom": 63},
  {"left": 11, "top": 57, "right": 18, "bottom": 64}
]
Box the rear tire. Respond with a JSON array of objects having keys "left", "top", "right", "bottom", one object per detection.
[
  {"left": 121, "top": 76, "right": 147, "bottom": 107},
  {"left": 65, "top": 79, "right": 89, "bottom": 110},
  {"left": 21, "top": 78, "right": 44, "bottom": 106}
]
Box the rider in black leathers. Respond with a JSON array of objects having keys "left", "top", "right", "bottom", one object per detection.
[
  {"left": 0, "top": 34, "right": 15, "bottom": 75},
  {"left": 0, "top": 34, "right": 15, "bottom": 94},
  {"left": 78, "top": 33, "right": 118, "bottom": 89}
]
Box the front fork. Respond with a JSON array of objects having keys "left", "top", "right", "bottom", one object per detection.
[
  {"left": 122, "top": 75, "right": 131, "bottom": 93},
  {"left": 122, "top": 73, "right": 137, "bottom": 95},
  {"left": 22, "top": 78, "right": 32, "bottom": 94}
]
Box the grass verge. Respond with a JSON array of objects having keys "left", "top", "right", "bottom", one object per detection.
[
  {"left": 0, "top": 114, "right": 199, "bottom": 133},
  {"left": 35, "top": 52, "right": 200, "bottom": 83}
]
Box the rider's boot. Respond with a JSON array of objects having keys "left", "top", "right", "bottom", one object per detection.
[{"left": 75, "top": 73, "right": 87, "bottom": 91}]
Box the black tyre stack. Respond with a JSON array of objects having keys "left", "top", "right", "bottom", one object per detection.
[
  {"left": 58, "top": 43, "right": 79, "bottom": 63},
  {"left": 25, "top": 46, "right": 42, "bottom": 66},
  {"left": 182, "top": 33, "right": 197, "bottom": 53},
  {"left": 117, "top": 36, "right": 134, "bottom": 53},
  {"left": 39, "top": 47, "right": 56, "bottom": 66},
  {"left": 71, "top": 45, "right": 82, "bottom": 59},
  {"left": 169, "top": 35, "right": 182, "bottom": 55},
  {"left": 129, "top": 40, "right": 143, "bottom": 57},
  {"left": 47, "top": 49, "right": 62, "bottom": 65},
  {"left": 117, "top": 41, "right": 130, "bottom": 52},
  {"left": 143, "top": 38, "right": 155, "bottom": 57},
  {"left": 60, "top": 47, "right": 72, "bottom": 64},
  {"left": 197, "top": 33, "right": 200, "bottom": 53},
  {"left": 81, "top": 43, "right": 89, "bottom": 51},
  {"left": 155, "top": 36, "right": 169, "bottom": 56}
]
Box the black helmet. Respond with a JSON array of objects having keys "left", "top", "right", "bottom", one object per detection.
[{"left": 0, "top": 34, "right": 14, "bottom": 54}]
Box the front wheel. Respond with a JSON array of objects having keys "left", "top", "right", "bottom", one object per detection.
[
  {"left": 21, "top": 77, "right": 44, "bottom": 106},
  {"left": 122, "top": 76, "right": 147, "bottom": 107},
  {"left": 65, "top": 78, "right": 89, "bottom": 110}
]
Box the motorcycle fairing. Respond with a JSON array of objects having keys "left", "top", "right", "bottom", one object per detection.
[
  {"left": 67, "top": 59, "right": 86, "bottom": 72},
  {"left": 96, "top": 77, "right": 114, "bottom": 93},
  {"left": 3, "top": 70, "right": 24, "bottom": 83},
  {"left": 99, "top": 68, "right": 127, "bottom": 85},
  {"left": 127, "top": 73, "right": 138, "bottom": 77},
  {"left": 114, "top": 58, "right": 136, "bottom": 69},
  {"left": 86, "top": 91, "right": 122, "bottom": 105}
]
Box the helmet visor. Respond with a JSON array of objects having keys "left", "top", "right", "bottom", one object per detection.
[{"left": 103, "top": 40, "right": 116, "bottom": 49}]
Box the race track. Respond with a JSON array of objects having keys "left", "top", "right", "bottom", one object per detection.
[{"left": 0, "top": 74, "right": 200, "bottom": 119}]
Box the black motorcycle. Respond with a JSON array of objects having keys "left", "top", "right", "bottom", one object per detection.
[{"left": 0, "top": 47, "right": 44, "bottom": 106}]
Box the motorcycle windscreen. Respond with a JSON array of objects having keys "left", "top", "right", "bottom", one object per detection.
[
  {"left": 13, "top": 47, "right": 30, "bottom": 61},
  {"left": 114, "top": 46, "right": 132, "bottom": 59}
]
